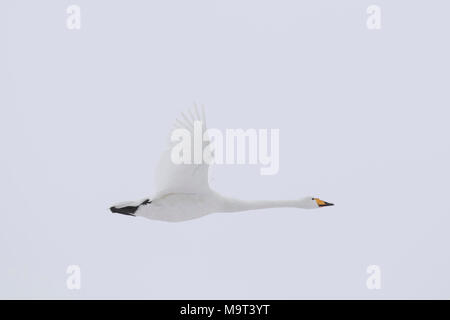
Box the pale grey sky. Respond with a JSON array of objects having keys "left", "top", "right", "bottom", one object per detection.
[{"left": 0, "top": 0, "right": 449, "bottom": 298}]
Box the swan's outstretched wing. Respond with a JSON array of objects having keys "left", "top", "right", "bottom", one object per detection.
[{"left": 154, "top": 104, "right": 212, "bottom": 195}]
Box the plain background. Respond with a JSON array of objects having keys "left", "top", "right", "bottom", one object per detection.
[{"left": 1, "top": 0, "right": 449, "bottom": 299}]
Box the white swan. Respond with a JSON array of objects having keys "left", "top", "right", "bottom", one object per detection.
[{"left": 110, "top": 105, "right": 334, "bottom": 222}]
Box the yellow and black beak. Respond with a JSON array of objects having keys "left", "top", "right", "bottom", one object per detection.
[{"left": 314, "top": 198, "right": 334, "bottom": 207}]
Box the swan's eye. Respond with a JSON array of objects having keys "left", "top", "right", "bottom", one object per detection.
[{"left": 311, "top": 198, "right": 315, "bottom": 200}]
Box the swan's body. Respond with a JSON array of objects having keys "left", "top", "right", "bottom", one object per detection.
[
  {"left": 139, "top": 192, "right": 223, "bottom": 222},
  {"left": 110, "top": 106, "right": 333, "bottom": 222}
]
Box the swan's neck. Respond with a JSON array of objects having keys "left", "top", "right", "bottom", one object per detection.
[{"left": 218, "top": 196, "right": 306, "bottom": 213}]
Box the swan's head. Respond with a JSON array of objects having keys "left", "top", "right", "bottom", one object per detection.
[
  {"left": 109, "top": 198, "right": 151, "bottom": 216},
  {"left": 300, "top": 197, "right": 334, "bottom": 209}
]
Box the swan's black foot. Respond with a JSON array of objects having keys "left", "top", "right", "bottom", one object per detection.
[
  {"left": 110, "top": 199, "right": 151, "bottom": 216},
  {"left": 110, "top": 205, "right": 137, "bottom": 216}
]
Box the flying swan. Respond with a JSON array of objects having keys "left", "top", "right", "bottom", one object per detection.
[{"left": 110, "top": 105, "right": 334, "bottom": 222}]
